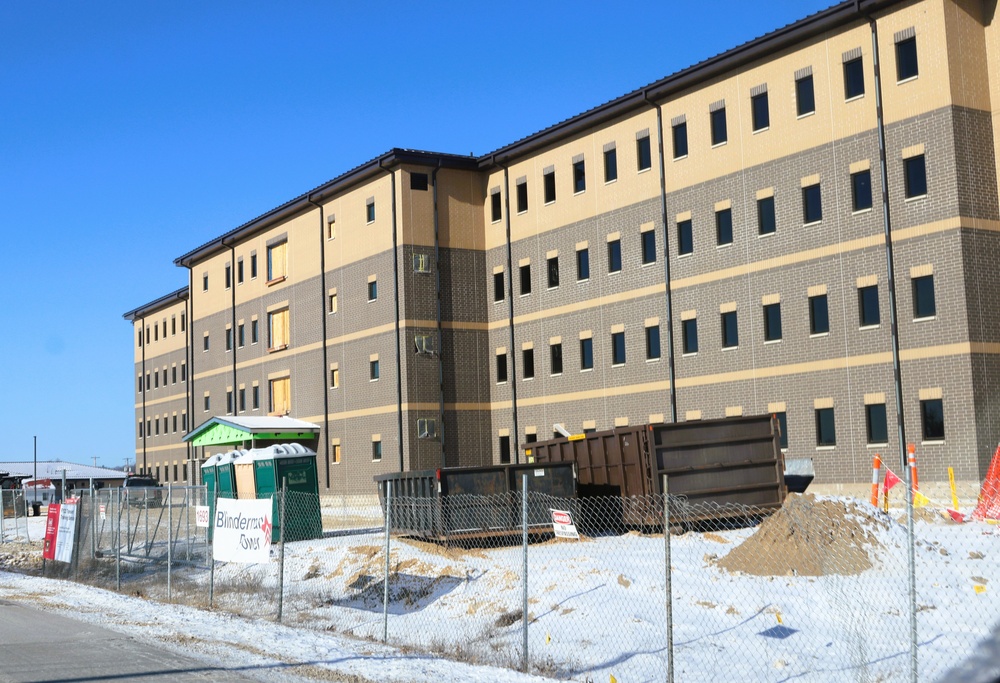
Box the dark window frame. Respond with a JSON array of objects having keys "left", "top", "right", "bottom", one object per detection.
[
  {"left": 757, "top": 196, "right": 776, "bottom": 235},
  {"left": 920, "top": 398, "right": 945, "bottom": 440},
  {"left": 522, "top": 348, "right": 535, "bottom": 380},
  {"left": 851, "top": 169, "right": 873, "bottom": 212},
  {"left": 636, "top": 136, "right": 652, "bottom": 171},
  {"left": 576, "top": 248, "right": 590, "bottom": 281},
  {"left": 802, "top": 183, "right": 823, "bottom": 224},
  {"left": 678, "top": 219, "right": 693, "bottom": 256},
  {"left": 751, "top": 92, "right": 770, "bottom": 132},
  {"left": 607, "top": 239, "right": 622, "bottom": 274},
  {"left": 682, "top": 318, "right": 698, "bottom": 355},
  {"left": 904, "top": 155, "right": 927, "bottom": 199},
  {"left": 672, "top": 121, "right": 688, "bottom": 159},
  {"left": 645, "top": 325, "right": 661, "bottom": 360},
  {"left": 490, "top": 191, "right": 502, "bottom": 223},
  {"left": 912, "top": 274, "right": 936, "bottom": 319},
  {"left": 721, "top": 311, "right": 739, "bottom": 349},
  {"left": 543, "top": 170, "right": 556, "bottom": 204},
  {"left": 710, "top": 107, "right": 728, "bottom": 146},
  {"left": 603, "top": 148, "right": 618, "bottom": 183},
  {"left": 580, "top": 337, "right": 594, "bottom": 370},
  {"left": 859, "top": 284, "right": 881, "bottom": 327},
  {"left": 844, "top": 57, "right": 866, "bottom": 99},
  {"left": 895, "top": 36, "right": 919, "bottom": 82},
  {"left": 641, "top": 230, "right": 656, "bottom": 265},
  {"left": 496, "top": 353, "right": 508, "bottom": 384},
  {"left": 763, "top": 302, "right": 782, "bottom": 342},
  {"left": 516, "top": 182, "right": 528, "bottom": 213},
  {"left": 796, "top": 74, "right": 815, "bottom": 116},
  {"left": 611, "top": 331, "right": 626, "bottom": 366},
  {"left": 493, "top": 271, "right": 505, "bottom": 302},
  {"left": 866, "top": 403, "right": 888, "bottom": 444},
  {"left": 809, "top": 294, "right": 830, "bottom": 335},
  {"left": 716, "top": 208, "right": 733, "bottom": 246},
  {"left": 573, "top": 159, "right": 586, "bottom": 194},
  {"left": 815, "top": 407, "right": 837, "bottom": 446},
  {"left": 550, "top": 342, "right": 563, "bottom": 375},
  {"left": 519, "top": 263, "right": 532, "bottom": 295},
  {"left": 547, "top": 256, "right": 560, "bottom": 289}
]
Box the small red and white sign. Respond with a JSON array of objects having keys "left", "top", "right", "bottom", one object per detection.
[
  {"left": 195, "top": 505, "right": 210, "bottom": 528},
  {"left": 99, "top": 504, "right": 106, "bottom": 521},
  {"left": 42, "top": 502, "right": 79, "bottom": 563},
  {"left": 550, "top": 508, "right": 579, "bottom": 540}
]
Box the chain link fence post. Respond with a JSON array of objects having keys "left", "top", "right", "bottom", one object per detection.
[
  {"left": 115, "top": 486, "right": 121, "bottom": 592},
  {"left": 663, "top": 474, "right": 674, "bottom": 683},
  {"left": 0, "top": 490, "right": 6, "bottom": 543},
  {"left": 521, "top": 471, "right": 529, "bottom": 674},
  {"left": 167, "top": 483, "right": 173, "bottom": 603},
  {"left": 277, "top": 478, "right": 286, "bottom": 623},
  {"left": 382, "top": 479, "right": 392, "bottom": 643},
  {"left": 209, "top": 487, "right": 217, "bottom": 610}
]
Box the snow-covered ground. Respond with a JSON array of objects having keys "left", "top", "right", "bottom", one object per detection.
[{"left": 3, "top": 494, "right": 999, "bottom": 682}]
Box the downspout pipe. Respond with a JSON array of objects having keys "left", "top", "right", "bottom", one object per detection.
[
  {"left": 307, "top": 195, "right": 332, "bottom": 490},
  {"left": 379, "top": 158, "right": 405, "bottom": 472},
  {"left": 870, "top": 17, "right": 916, "bottom": 681},
  {"left": 643, "top": 91, "right": 678, "bottom": 424},
  {"left": 140, "top": 315, "right": 147, "bottom": 472},
  {"left": 431, "top": 161, "right": 446, "bottom": 468},
  {"left": 223, "top": 241, "right": 237, "bottom": 415},
  {"left": 498, "top": 159, "right": 520, "bottom": 462},
  {"left": 186, "top": 266, "right": 197, "bottom": 478}
]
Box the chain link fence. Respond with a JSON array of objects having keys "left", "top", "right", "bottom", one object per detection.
[{"left": 2, "top": 480, "right": 999, "bottom": 682}]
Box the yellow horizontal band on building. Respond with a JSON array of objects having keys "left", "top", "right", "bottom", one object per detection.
[
  {"left": 133, "top": 393, "right": 187, "bottom": 409},
  {"left": 865, "top": 393, "right": 886, "bottom": 405},
  {"left": 134, "top": 444, "right": 190, "bottom": 455},
  {"left": 767, "top": 402, "right": 786, "bottom": 413}
]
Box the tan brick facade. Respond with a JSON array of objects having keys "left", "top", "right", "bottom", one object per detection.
[{"left": 126, "top": 0, "right": 1000, "bottom": 491}]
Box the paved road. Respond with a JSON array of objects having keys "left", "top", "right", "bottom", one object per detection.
[{"left": 0, "top": 600, "right": 259, "bottom": 683}]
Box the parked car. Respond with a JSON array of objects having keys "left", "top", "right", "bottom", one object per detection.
[{"left": 122, "top": 475, "right": 163, "bottom": 507}]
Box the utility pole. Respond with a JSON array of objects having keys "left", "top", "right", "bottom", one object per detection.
[{"left": 92, "top": 457, "right": 98, "bottom": 467}]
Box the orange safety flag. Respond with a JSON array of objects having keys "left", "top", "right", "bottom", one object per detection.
[
  {"left": 883, "top": 468, "right": 902, "bottom": 491},
  {"left": 947, "top": 509, "right": 966, "bottom": 523}
]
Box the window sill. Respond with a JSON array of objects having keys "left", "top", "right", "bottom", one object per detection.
[
  {"left": 519, "top": 293, "right": 531, "bottom": 298},
  {"left": 544, "top": 200, "right": 555, "bottom": 207},
  {"left": 493, "top": 299, "right": 505, "bottom": 304},
  {"left": 646, "top": 357, "right": 661, "bottom": 363},
  {"left": 897, "top": 75, "right": 918, "bottom": 85},
  {"left": 673, "top": 155, "right": 688, "bottom": 162},
  {"left": 810, "top": 332, "right": 830, "bottom": 338},
  {"left": 803, "top": 220, "right": 823, "bottom": 227},
  {"left": 637, "top": 167, "right": 652, "bottom": 174},
  {"left": 816, "top": 445, "right": 836, "bottom": 451},
  {"left": 678, "top": 252, "right": 693, "bottom": 259},
  {"left": 757, "top": 231, "right": 775, "bottom": 239},
  {"left": 370, "top": 378, "right": 379, "bottom": 382},
  {"left": 547, "top": 286, "right": 559, "bottom": 291},
  {"left": 845, "top": 94, "right": 865, "bottom": 104},
  {"left": 268, "top": 344, "right": 288, "bottom": 354},
  {"left": 913, "top": 316, "right": 936, "bottom": 323},
  {"left": 682, "top": 352, "right": 697, "bottom": 357},
  {"left": 605, "top": 179, "right": 618, "bottom": 186},
  {"left": 608, "top": 270, "right": 622, "bottom": 276},
  {"left": 904, "top": 194, "right": 927, "bottom": 203},
  {"left": 716, "top": 242, "right": 733, "bottom": 249},
  {"left": 867, "top": 443, "right": 888, "bottom": 448},
  {"left": 796, "top": 111, "right": 816, "bottom": 120},
  {"left": 367, "top": 298, "right": 377, "bottom": 303},
  {"left": 852, "top": 207, "right": 873, "bottom": 216},
  {"left": 722, "top": 346, "right": 739, "bottom": 352},
  {"left": 496, "top": 381, "right": 508, "bottom": 386},
  {"left": 522, "top": 377, "right": 534, "bottom": 382},
  {"left": 921, "top": 440, "right": 945, "bottom": 446},
  {"left": 752, "top": 126, "right": 769, "bottom": 135},
  {"left": 641, "top": 260, "right": 657, "bottom": 267},
  {"left": 267, "top": 275, "right": 286, "bottom": 287},
  {"left": 577, "top": 278, "right": 590, "bottom": 284},
  {"left": 859, "top": 324, "right": 881, "bottom": 331},
  {"left": 574, "top": 189, "right": 586, "bottom": 196},
  {"left": 711, "top": 141, "right": 728, "bottom": 149},
  {"left": 764, "top": 339, "right": 782, "bottom": 345},
  {"left": 611, "top": 363, "right": 625, "bottom": 368},
  {"left": 490, "top": 219, "right": 501, "bottom": 225},
  {"left": 550, "top": 373, "right": 563, "bottom": 378},
  {"left": 517, "top": 210, "right": 527, "bottom": 216},
  {"left": 580, "top": 368, "right": 593, "bottom": 373}
]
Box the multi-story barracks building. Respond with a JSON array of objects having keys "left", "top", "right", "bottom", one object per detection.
[{"left": 126, "top": 0, "right": 1000, "bottom": 495}]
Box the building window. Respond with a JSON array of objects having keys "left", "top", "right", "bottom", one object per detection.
[
  {"left": 370, "top": 359, "right": 380, "bottom": 381},
  {"left": 573, "top": 159, "right": 586, "bottom": 193},
  {"left": 682, "top": 318, "right": 698, "bottom": 354},
  {"left": 710, "top": 107, "right": 727, "bottom": 145},
  {"left": 751, "top": 91, "right": 769, "bottom": 131},
  {"left": 413, "top": 253, "right": 430, "bottom": 273},
  {"left": 225, "top": 327, "right": 233, "bottom": 352},
  {"left": 796, "top": 74, "right": 815, "bottom": 116},
  {"left": 921, "top": 398, "right": 944, "bottom": 440},
  {"left": 645, "top": 325, "right": 661, "bottom": 360},
  {"left": 182, "top": 412, "right": 188, "bottom": 431},
  {"left": 757, "top": 196, "right": 776, "bottom": 235},
  {"left": 238, "top": 323, "right": 245, "bottom": 348},
  {"left": 203, "top": 334, "right": 209, "bottom": 352},
  {"left": 516, "top": 181, "right": 528, "bottom": 213},
  {"left": 721, "top": 311, "right": 739, "bottom": 348},
  {"left": 580, "top": 337, "right": 594, "bottom": 370},
  {"left": 364, "top": 279, "right": 377, "bottom": 301},
  {"left": 641, "top": 230, "right": 656, "bottom": 265},
  {"left": 268, "top": 308, "right": 289, "bottom": 350},
  {"left": 155, "top": 417, "right": 160, "bottom": 435},
  {"left": 267, "top": 241, "right": 287, "bottom": 282},
  {"left": 330, "top": 366, "right": 340, "bottom": 389},
  {"left": 226, "top": 390, "right": 234, "bottom": 415},
  {"left": 225, "top": 263, "right": 232, "bottom": 289},
  {"left": 202, "top": 273, "right": 209, "bottom": 292},
  {"left": 844, "top": 56, "right": 865, "bottom": 99},
  {"left": 154, "top": 372, "right": 159, "bottom": 389},
  {"left": 672, "top": 121, "right": 688, "bottom": 159},
  {"left": 859, "top": 285, "right": 880, "bottom": 327},
  {"left": 519, "top": 263, "right": 532, "bottom": 295},
  {"left": 496, "top": 353, "right": 508, "bottom": 383},
  {"left": 171, "top": 316, "right": 177, "bottom": 336},
  {"left": 180, "top": 362, "right": 186, "bottom": 382},
  {"left": 250, "top": 252, "right": 257, "bottom": 279},
  {"left": 251, "top": 319, "right": 259, "bottom": 345},
  {"left": 636, "top": 135, "right": 652, "bottom": 171},
  {"left": 866, "top": 403, "right": 888, "bottom": 444},
  {"left": 607, "top": 239, "right": 622, "bottom": 273},
  {"left": 896, "top": 36, "right": 918, "bottom": 81},
  {"left": 775, "top": 411, "right": 788, "bottom": 449},
  {"left": 239, "top": 387, "right": 246, "bottom": 413},
  {"left": 372, "top": 439, "right": 382, "bottom": 462},
  {"left": 366, "top": 200, "right": 376, "bottom": 223},
  {"left": 815, "top": 407, "right": 836, "bottom": 446},
  {"left": 604, "top": 147, "right": 617, "bottom": 182},
  {"left": 411, "top": 172, "right": 428, "bottom": 191},
  {"left": 547, "top": 256, "right": 559, "bottom": 289},
  {"left": 491, "top": 191, "right": 502, "bottom": 223},
  {"left": 678, "top": 219, "right": 693, "bottom": 255},
  {"left": 204, "top": 394, "right": 210, "bottom": 412},
  {"left": 522, "top": 348, "right": 535, "bottom": 380},
  {"left": 331, "top": 444, "right": 341, "bottom": 465},
  {"left": 716, "top": 208, "right": 733, "bottom": 246},
  {"left": 252, "top": 385, "right": 259, "bottom": 410},
  {"left": 180, "top": 312, "right": 186, "bottom": 332},
  {"left": 550, "top": 342, "right": 563, "bottom": 375},
  {"left": 417, "top": 418, "right": 437, "bottom": 439},
  {"left": 904, "top": 155, "right": 927, "bottom": 198},
  {"left": 851, "top": 170, "right": 873, "bottom": 211},
  {"left": 139, "top": 422, "right": 144, "bottom": 439},
  {"left": 802, "top": 183, "right": 823, "bottom": 224},
  {"left": 493, "top": 271, "right": 505, "bottom": 302},
  {"left": 543, "top": 169, "right": 556, "bottom": 204},
  {"left": 576, "top": 248, "right": 590, "bottom": 281},
  {"left": 913, "top": 275, "right": 936, "bottom": 319},
  {"left": 269, "top": 376, "right": 291, "bottom": 415},
  {"left": 499, "top": 435, "right": 511, "bottom": 464},
  {"left": 809, "top": 294, "right": 830, "bottom": 335},
  {"left": 611, "top": 331, "right": 626, "bottom": 366},
  {"left": 329, "top": 291, "right": 338, "bottom": 314},
  {"left": 763, "top": 303, "right": 782, "bottom": 342}
]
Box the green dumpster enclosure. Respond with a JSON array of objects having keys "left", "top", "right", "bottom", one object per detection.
[{"left": 247, "top": 443, "right": 322, "bottom": 543}]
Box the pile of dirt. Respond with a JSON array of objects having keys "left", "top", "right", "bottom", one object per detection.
[
  {"left": 717, "top": 493, "right": 887, "bottom": 577},
  {"left": 0, "top": 541, "right": 44, "bottom": 572}
]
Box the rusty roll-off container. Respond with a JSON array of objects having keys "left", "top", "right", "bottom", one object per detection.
[{"left": 524, "top": 414, "right": 786, "bottom": 525}]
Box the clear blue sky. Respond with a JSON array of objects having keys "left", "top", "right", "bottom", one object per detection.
[{"left": 0, "top": 1, "right": 835, "bottom": 468}]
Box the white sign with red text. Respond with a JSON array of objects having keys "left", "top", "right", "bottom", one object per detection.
[
  {"left": 195, "top": 506, "right": 210, "bottom": 528},
  {"left": 550, "top": 508, "right": 579, "bottom": 540},
  {"left": 212, "top": 498, "right": 272, "bottom": 564}
]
